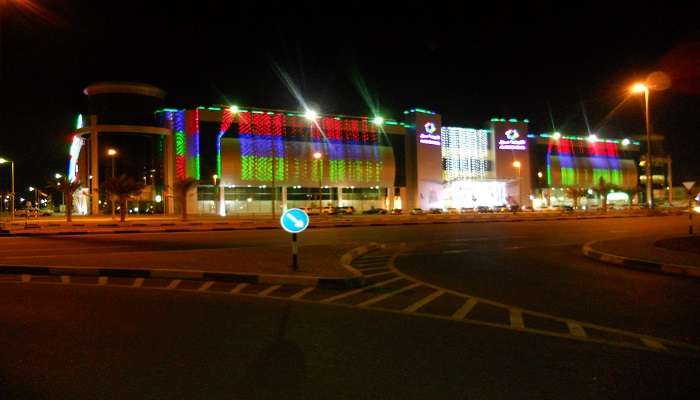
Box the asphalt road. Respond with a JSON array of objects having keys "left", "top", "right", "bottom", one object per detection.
[{"left": 0, "top": 215, "right": 699, "bottom": 399}]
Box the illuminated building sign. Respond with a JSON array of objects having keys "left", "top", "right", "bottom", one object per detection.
[
  {"left": 419, "top": 121, "right": 441, "bottom": 146},
  {"left": 498, "top": 129, "right": 527, "bottom": 150},
  {"left": 68, "top": 135, "right": 85, "bottom": 183}
]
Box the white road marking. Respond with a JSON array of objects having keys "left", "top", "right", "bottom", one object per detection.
[
  {"left": 229, "top": 283, "right": 248, "bottom": 294},
  {"left": 97, "top": 276, "right": 108, "bottom": 285},
  {"left": 357, "top": 283, "right": 421, "bottom": 307},
  {"left": 289, "top": 287, "right": 315, "bottom": 300},
  {"left": 20, "top": 274, "right": 31, "bottom": 283},
  {"left": 641, "top": 337, "right": 667, "bottom": 350},
  {"left": 197, "top": 281, "right": 215, "bottom": 291},
  {"left": 321, "top": 277, "right": 403, "bottom": 303},
  {"left": 364, "top": 271, "right": 394, "bottom": 278},
  {"left": 132, "top": 278, "right": 145, "bottom": 288},
  {"left": 60, "top": 275, "right": 70, "bottom": 284},
  {"left": 166, "top": 279, "right": 181, "bottom": 289},
  {"left": 510, "top": 309, "right": 525, "bottom": 329},
  {"left": 354, "top": 266, "right": 390, "bottom": 272},
  {"left": 403, "top": 290, "right": 445, "bottom": 313},
  {"left": 568, "top": 322, "right": 587, "bottom": 338},
  {"left": 258, "top": 285, "right": 281, "bottom": 296},
  {"left": 452, "top": 298, "right": 478, "bottom": 320}
]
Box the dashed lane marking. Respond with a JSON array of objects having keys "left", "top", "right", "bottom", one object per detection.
[
  {"left": 510, "top": 309, "right": 525, "bottom": 329},
  {"left": 403, "top": 290, "right": 445, "bottom": 313},
  {"left": 353, "top": 266, "right": 391, "bottom": 272},
  {"left": 452, "top": 297, "right": 478, "bottom": 320},
  {"left": 357, "top": 283, "right": 421, "bottom": 307},
  {"left": 258, "top": 285, "right": 281, "bottom": 296},
  {"left": 229, "top": 283, "right": 248, "bottom": 294},
  {"left": 568, "top": 322, "right": 587, "bottom": 338},
  {"left": 166, "top": 279, "right": 181, "bottom": 289},
  {"left": 289, "top": 287, "right": 315, "bottom": 300},
  {"left": 321, "top": 277, "right": 403, "bottom": 303},
  {"left": 5, "top": 250, "right": 700, "bottom": 358},
  {"left": 364, "top": 271, "right": 394, "bottom": 278},
  {"left": 133, "top": 278, "right": 145, "bottom": 288},
  {"left": 641, "top": 338, "right": 667, "bottom": 351}
]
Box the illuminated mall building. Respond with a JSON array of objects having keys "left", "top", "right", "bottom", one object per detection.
[{"left": 67, "top": 82, "right": 649, "bottom": 215}]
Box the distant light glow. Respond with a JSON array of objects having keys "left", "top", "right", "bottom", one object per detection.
[
  {"left": 631, "top": 83, "right": 648, "bottom": 94},
  {"left": 372, "top": 116, "right": 384, "bottom": 125},
  {"left": 588, "top": 134, "right": 598, "bottom": 142},
  {"left": 75, "top": 114, "right": 84, "bottom": 130},
  {"left": 621, "top": 138, "right": 631, "bottom": 146},
  {"left": 155, "top": 194, "right": 162, "bottom": 203},
  {"left": 304, "top": 109, "right": 318, "bottom": 120},
  {"left": 512, "top": 160, "right": 521, "bottom": 168},
  {"left": 229, "top": 105, "right": 239, "bottom": 113},
  {"left": 68, "top": 136, "right": 84, "bottom": 183},
  {"left": 552, "top": 132, "right": 561, "bottom": 140}
]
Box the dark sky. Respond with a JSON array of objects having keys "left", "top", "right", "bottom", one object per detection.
[{"left": 1, "top": 0, "right": 699, "bottom": 195}]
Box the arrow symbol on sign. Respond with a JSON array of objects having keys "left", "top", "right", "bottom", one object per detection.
[{"left": 286, "top": 213, "right": 305, "bottom": 228}]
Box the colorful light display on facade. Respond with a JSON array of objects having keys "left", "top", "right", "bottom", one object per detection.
[{"left": 441, "top": 126, "right": 490, "bottom": 182}]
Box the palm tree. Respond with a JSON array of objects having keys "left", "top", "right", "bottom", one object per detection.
[
  {"left": 173, "top": 177, "right": 198, "bottom": 221},
  {"left": 46, "top": 177, "right": 81, "bottom": 222},
  {"left": 103, "top": 175, "right": 145, "bottom": 223},
  {"left": 565, "top": 186, "right": 586, "bottom": 209},
  {"left": 595, "top": 177, "right": 619, "bottom": 212}
]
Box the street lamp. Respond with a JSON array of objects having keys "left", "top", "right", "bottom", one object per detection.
[
  {"left": 107, "top": 148, "right": 118, "bottom": 218},
  {"left": 54, "top": 173, "right": 62, "bottom": 179},
  {"left": 512, "top": 160, "right": 522, "bottom": 207},
  {"left": 630, "top": 82, "right": 653, "bottom": 208},
  {"left": 28, "top": 186, "right": 38, "bottom": 208},
  {"left": 313, "top": 151, "right": 323, "bottom": 211},
  {"left": 0, "top": 157, "right": 15, "bottom": 220}
]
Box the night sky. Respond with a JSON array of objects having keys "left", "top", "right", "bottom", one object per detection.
[{"left": 1, "top": 1, "right": 699, "bottom": 196}]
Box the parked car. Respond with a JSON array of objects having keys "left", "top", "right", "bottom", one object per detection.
[
  {"left": 476, "top": 205, "right": 493, "bottom": 213},
  {"left": 428, "top": 208, "right": 443, "bottom": 214},
  {"left": 446, "top": 207, "right": 459, "bottom": 214},
  {"left": 410, "top": 208, "right": 424, "bottom": 215},
  {"left": 362, "top": 207, "right": 387, "bottom": 215},
  {"left": 460, "top": 207, "right": 473, "bottom": 213},
  {"left": 14, "top": 207, "right": 51, "bottom": 217},
  {"left": 391, "top": 208, "right": 403, "bottom": 215},
  {"left": 329, "top": 206, "right": 355, "bottom": 215}
]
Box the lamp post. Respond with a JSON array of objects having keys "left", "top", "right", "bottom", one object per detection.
[
  {"left": 513, "top": 160, "right": 522, "bottom": 207},
  {"left": 0, "top": 158, "right": 14, "bottom": 221},
  {"left": 313, "top": 151, "right": 322, "bottom": 212},
  {"left": 107, "top": 148, "right": 118, "bottom": 218},
  {"left": 28, "top": 186, "right": 38, "bottom": 208},
  {"left": 212, "top": 174, "right": 219, "bottom": 215},
  {"left": 630, "top": 83, "right": 653, "bottom": 208}
]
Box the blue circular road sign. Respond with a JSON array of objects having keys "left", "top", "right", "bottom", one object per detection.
[{"left": 280, "top": 208, "right": 310, "bottom": 234}]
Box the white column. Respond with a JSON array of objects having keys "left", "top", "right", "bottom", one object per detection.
[
  {"left": 218, "top": 183, "right": 225, "bottom": 216},
  {"left": 90, "top": 129, "right": 100, "bottom": 215},
  {"left": 388, "top": 186, "right": 395, "bottom": 210},
  {"left": 337, "top": 186, "right": 343, "bottom": 207},
  {"left": 281, "top": 186, "right": 288, "bottom": 212}
]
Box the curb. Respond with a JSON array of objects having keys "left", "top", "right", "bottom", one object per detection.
[
  {"left": 581, "top": 241, "right": 700, "bottom": 278},
  {"left": 0, "top": 213, "right": 664, "bottom": 237},
  {"left": 0, "top": 243, "right": 383, "bottom": 290}
]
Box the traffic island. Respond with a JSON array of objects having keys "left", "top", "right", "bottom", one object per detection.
[
  {"left": 0, "top": 243, "right": 380, "bottom": 289},
  {"left": 582, "top": 235, "right": 700, "bottom": 278}
]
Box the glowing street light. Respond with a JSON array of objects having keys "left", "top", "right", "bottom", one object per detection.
[
  {"left": 630, "top": 81, "right": 653, "bottom": 208},
  {"left": 229, "top": 105, "right": 239, "bottom": 113},
  {"left": 0, "top": 157, "right": 15, "bottom": 220},
  {"left": 552, "top": 132, "right": 561, "bottom": 140},
  {"left": 587, "top": 134, "right": 598, "bottom": 143},
  {"left": 304, "top": 109, "right": 319, "bottom": 121},
  {"left": 54, "top": 173, "right": 62, "bottom": 179},
  {"left": 621, "top": 138, "right": 631, "bottom": 146},
  {"left": 512, "top": 160, "right": 521, "bottom": 169},
  {"left": 372, "top": 116, "right": 384, "bottom": 125}
]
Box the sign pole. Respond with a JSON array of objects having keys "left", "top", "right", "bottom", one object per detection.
[
  {"left": 682, "top": 181, "right": 695, "bottom": 235},
  {"left": 292, "top": 233, "right": 298, "bottom": 271}
]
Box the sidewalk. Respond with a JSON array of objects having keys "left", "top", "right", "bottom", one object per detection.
[{"left": 582, "top": 235, "right": 700, "bottom": 278}]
